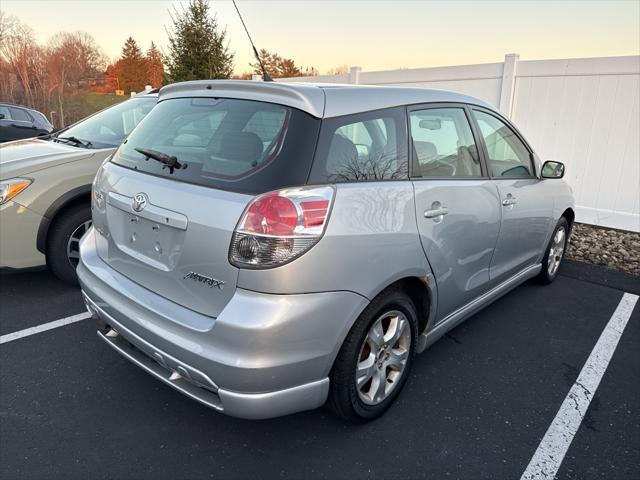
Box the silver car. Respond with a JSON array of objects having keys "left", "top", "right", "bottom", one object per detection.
[{"left": 78, "top": 81, "right": 574, "bottom": 421}]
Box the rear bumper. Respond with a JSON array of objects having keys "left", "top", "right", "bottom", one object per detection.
[{"left": 78, "top": 228, "right": 368, "bottom": 419}]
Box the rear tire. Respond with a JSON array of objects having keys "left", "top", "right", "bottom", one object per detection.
[
  {"left": 46, "top": 203, "right": 92, "bottom": 285},
  {"left": 327, "top": 288, "right": 418, "bottom": 422},
  {"left": 537, "top": 217, "right": 569, "bottom": 284}
]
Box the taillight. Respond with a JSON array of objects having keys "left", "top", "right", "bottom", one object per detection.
[{"left": 229, "top": 185, "right": 335, "bottom": 268}]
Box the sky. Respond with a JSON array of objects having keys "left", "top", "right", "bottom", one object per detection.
[{"left": 2, "top": 0, "right": 639, "bottom": 75}]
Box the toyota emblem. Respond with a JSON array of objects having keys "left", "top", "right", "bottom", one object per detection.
[{"left": 132, "top": 193, "right": 148, "bottom": 212}]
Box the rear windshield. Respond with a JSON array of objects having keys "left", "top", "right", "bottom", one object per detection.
[{"left": 112, "top": 97, "right": 320, "bottom": 194}]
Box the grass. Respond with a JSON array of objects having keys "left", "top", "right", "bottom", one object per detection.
[
  {"left": 61, "top": 92, "right": 129, "bottom": 126},
  {"left": 78, "top": 92, "right": 128, "bottom": 112}
]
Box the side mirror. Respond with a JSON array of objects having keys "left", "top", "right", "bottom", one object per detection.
[
  {"left": 0, "top": 113, "right": 5, "bottom": 119},
  {"left": 541, "top": 160, "right": 565, "bottom": 179}
]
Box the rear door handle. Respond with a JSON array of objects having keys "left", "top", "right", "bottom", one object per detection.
[
  {"left": 502, "top": 195, "right": 517, "bottom": 206},
  {"left": 424, "top": 206, "right": 449, "bottom": 219}
]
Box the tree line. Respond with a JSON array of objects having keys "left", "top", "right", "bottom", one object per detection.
[{"left": 0, "top": 0, "right": 326, "bottom": 128}]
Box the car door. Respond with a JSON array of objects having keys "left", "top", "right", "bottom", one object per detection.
[
  {"left": 471, "top": 108, "right": 553, "bottom": 283},
  {"left": 7, "top": 107, "right": 39, "bottom": 140},
  {"left": 410, "top": 104, "right": 501, "bottom": 321},
  {"left": 0, "top": 105, "right": 17, "bottom": 142}
]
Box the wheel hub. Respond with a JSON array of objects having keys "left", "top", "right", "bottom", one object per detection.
[
  {"left": 355, "top": 310, "right": 411, "bottom": 405},
  {"left": 547, "top": 226, "right": 566, "bottom": 276},
  {"left": 67, "top": 219, "right": 92, "bottom": 268}
]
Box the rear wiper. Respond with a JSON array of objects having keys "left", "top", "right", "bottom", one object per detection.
[
  {"left": 135, "top": 147, "right": 185, "bottom": 174},
  {"left": 55, "top": 136, "right": 92, "bottom": 148}
]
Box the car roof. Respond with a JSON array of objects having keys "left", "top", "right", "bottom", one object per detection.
[
  {"left": 0, "top": 103, "right": 37, "bottom": 112},
  {"left": 158, "top": 80, "right": 495, "bottom": 118},
  {"left": 134, "top": 89, "right": 160, "bottom": 97}
]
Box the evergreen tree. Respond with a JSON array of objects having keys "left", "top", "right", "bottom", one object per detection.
[
  {"left": 166, "top": 0, "right": 234, "bottom": 81},
  {"left": 145, "top": 42, "right": 164, "bottom": 88},
  {"left": 118, "top": 36, "right": 146, "bottom": 93},
  {"left": 250, "top": 49, "right": 312, "bottom": 79}
]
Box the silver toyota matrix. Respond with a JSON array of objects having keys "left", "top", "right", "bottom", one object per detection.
[{"left": 78, "top": 81, "right": 574, "bottom": 421}]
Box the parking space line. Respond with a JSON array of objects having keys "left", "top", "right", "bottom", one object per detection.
[
  {"left": 521, "top": 292, "right": 639, "bottom": 480},
  {"left": 0, "top": 311, "right": 92, "bottom": 345}
]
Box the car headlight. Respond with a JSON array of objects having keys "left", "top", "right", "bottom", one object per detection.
[{"left": 0, "top": 178, "right": 32, "bottom": 205}]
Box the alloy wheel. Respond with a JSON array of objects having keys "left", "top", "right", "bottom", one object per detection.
[
  {"left": 66, "top": 220, "right": 92, "bottom": 268},
  {"left": 547, "top": 226, "right": 566, "bottom": 276},
  {"left": 355, "top": 310, "right": 411, "bottom": 405}
]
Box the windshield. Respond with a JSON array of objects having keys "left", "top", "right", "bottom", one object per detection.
[
  {"left": 112, "top": 97, "right": 320, "bottom": 194},
  {"left": 61, "top": 96, "right": 156, "bottom": 149}
]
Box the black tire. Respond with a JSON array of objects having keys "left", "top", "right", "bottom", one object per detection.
[
  {"left": 537, "top": 217, "right": 569, "bottom": 285},
  {"left": 327, "top": 288, "right": 419, "bottom": 422},
  {"left": 46, "top": 203, "right": 92, "bottom": 285}
]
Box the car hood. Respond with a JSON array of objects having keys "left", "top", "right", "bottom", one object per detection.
[{"left": 0, "top": 138, "right": 97, "bottom": 179}]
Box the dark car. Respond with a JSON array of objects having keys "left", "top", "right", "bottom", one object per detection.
[{"left": 0, "top": 103, "right": 54, "bottom": 143}]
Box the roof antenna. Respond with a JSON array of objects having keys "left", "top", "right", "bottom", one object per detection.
[{"left": 232, "top": 0, "right": 273, "bottom": 82}]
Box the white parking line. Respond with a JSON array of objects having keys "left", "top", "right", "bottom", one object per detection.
[
  {"left": 0, "top": 311, "right": 92, "bottom": 345},
  {"left": 521, "top": 292, "right": 639, "bottom": 480}
]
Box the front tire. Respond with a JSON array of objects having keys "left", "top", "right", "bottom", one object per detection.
[
  {"left": 537, "top": 217, "right": 569, "bottom": 284},
  {"left": 46, "top": 203, "right": 92, "bottom": 285},
  {"left": 327, "top": 288, "right": 418, "bottom": 422}
]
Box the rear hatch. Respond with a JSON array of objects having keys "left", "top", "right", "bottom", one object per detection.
[{"left": 92, "top": 93, "right": 320, "bottom": 318}]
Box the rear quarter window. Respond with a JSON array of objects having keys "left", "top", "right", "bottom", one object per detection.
[
  {"left": 8, "top": 107, "right": 31, "bottom": 122},
  {"left": 309, "top": 107, "right": 408, "bottom": 183}
]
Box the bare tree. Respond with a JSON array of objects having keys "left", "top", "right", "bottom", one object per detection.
[
  {"left": 326, "top": 64, "right": 349, "bottom": 75},
  {"left": 0, "top": 21, "right": 39, "bottom": 106},
  {"left": 330, "top": 144, "right": 408, "bottom": 183},
  {"left": 0, "top": 11, "right": 17, "bottom": 44},
  {"left": 0, "top": 58, "right": 18, "bottom": 102},
  {"left": 46, "top": 32, "right": 105, "bottom": 126},
  {"left": 250, "top": 49, "right": 317, "bottom": 79}
]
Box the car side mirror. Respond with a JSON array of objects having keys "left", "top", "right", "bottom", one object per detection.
[
  {"left": 541, "top": 160, "right": 565, "bottom": 179},
  {"left": 0, "top": 114, "right": 5, "bottom": 119}
]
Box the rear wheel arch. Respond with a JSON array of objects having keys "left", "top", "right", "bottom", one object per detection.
[
  {"left": 360, "top": 276, "right": 433, "bottom": 338},
  {"left": 328, "top": 275, "right": 434, "bottom": 378},
  {"left": 36, "top": 185, "right": 92, "bottom": 254},
  {"left": 386, "top": 277, "right": 432, "bottom": 336}
]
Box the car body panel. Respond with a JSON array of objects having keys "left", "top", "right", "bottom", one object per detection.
[
  {"left": 236, "top": 181, "right": 431, "bottom": 300},
  {"left": 93, "top": 162, "right": 252, "bottom": 318},
  {"left": 159, "top": 80, "right": 495, "bottom": 119},
  {"left": 490, "top": 178, "right": 554, "bottom": 281},
  {"left": 79, "top": 228, "right": 369, "bottom": 394},
  {"left": 0, "top": 138, "right": 94, "bottom": 179},
  {"left": 0, "top": 200, "right": 44, "bottom": 269},
  {"left": 412, "top": 180, "right": 502, "bottom": 320}
]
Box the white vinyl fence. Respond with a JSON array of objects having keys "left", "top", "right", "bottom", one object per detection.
[{"left": 279, "top": 55, "right": 640, "bottom": 232}]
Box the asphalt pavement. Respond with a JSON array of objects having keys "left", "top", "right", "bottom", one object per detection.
[{"left": 0, "top": 260, "right": 638, "bottom": 480}]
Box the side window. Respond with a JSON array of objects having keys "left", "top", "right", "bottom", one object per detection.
[
  {"left": 0, "top": 106, "right": 11, "bottom": 120},
  {"left": 409, "top": 108, "right": 482, "bottom": 178},
  {"left": 9, "top": 107, "right": 30, "bottom": 123},
  {"left": 473, "top": 110, "right": 533, "bottom": 177},
  {"left": 309, "top": 107, "right": 408, "bottom": 183}
]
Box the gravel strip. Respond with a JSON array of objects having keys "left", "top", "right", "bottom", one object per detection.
[{"left": 567, "top": 223, "right": 640, "bottom": 276}]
